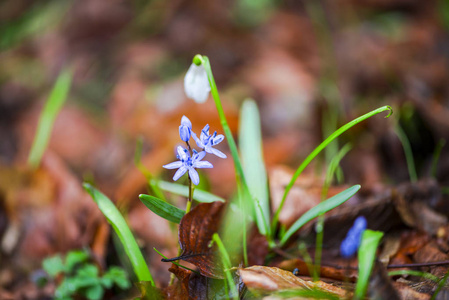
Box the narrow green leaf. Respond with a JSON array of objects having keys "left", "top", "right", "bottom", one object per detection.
[
  {"left": 83, "top": 183, "right": 154, "bottom": 285},
  {"left": 139, "top": 194, "right": 185, "bottom": 223},
  {"left": 152, "top": 180, "right": 225, "bottom": 203},
  {"left": 28, "top": 68, "right": 72, "bottom": 169},
  {"left": 355, "top": 230, "right": 384, "bottom": 300},
  {"left": 280, "top": 185, "right": 361, "bottom": 246},
  {"left": 136, "top": 281, "right": 164, "bottom": 300},
  {"left": 211, "top": 233, "right": 238, "bottom": 300},
  {"left": 432, "top": 270, "right": 449, "bottom": 300},
  {"left": 239, "top": 99, "right": 270, "bottom": 236},
  {"left": 394, "top": 124, "right": 417, "bottom": 182},
  {"left": 271, "top": 106, "right": 393, "bottom": 236}
]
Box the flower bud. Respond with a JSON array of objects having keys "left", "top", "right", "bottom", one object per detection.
[{"left": 179, "top": 115, "right": 192, "bottom": 142}]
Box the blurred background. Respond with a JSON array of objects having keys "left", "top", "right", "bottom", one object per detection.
[{"left": 1, "top": 0, "right": 449, "bottom": 298}]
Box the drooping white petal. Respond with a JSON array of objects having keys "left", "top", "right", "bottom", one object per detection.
[
  {"left": 173, "top": 166, "right": 188, "bottom": 181},
  {"left": 194, "top": 161, "right": 213, "bottom": 169},
  {"left": 188, "top": 168, "right": 200, "bottom": 185},
  {"left": 184, "top": 64, "right": 211, "bottom": 103},
  {"left": 163, "top": 161, "right": 183, "bottom": 169},
  {"left": 208, "top": 147, "right": 227, "bottom": 159}
]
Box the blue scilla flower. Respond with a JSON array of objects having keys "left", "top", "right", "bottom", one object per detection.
[
  {"left": 163, "top": 146, "right": 213, "bottom": 185},
  {"left": 179, "top": 116, "right": 192, "bottom": 142},
  {"left": 192, "top": 124, "right": 227, "bottom": 158},
  {"left": 340, "top": 216, "right": 367, "bottom": 258}
]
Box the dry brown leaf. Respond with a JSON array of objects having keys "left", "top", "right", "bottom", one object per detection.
[
  {"left": 178, "top": 202, "right": 225, "bottom": 279},
  {"left": 269, "top": 166, "right": 350, "bottom": 228},
  {"left": 368, "top": 260, "right": 400, "bottom": 300},
  {"left": 239, "top": 266, "right": 347, "bottom": 298},
  {"left": 278, "top": 258, "right": 358, "bottom": 282},
  {"left": 393, "top": 180, "right": 447, "bottom": 236},
  {"left": 393, "top": 282, "right": 431, "bottom": 300},
  {"left": 167, "top": 265, "right": 228, "bottom": 300}
]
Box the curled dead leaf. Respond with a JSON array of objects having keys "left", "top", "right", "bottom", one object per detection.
[
  {"left": 238, "top": 266, "right": 347, "bottom": 298},
  {"left": 178, "top": 202, "right": 225, "bottom": 279}
]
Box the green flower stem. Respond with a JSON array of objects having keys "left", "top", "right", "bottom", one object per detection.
[
  {"left": 186, "top": 176, "right": 194, "bottom": 214},
  {"left": 271, "top": 106, "right": 393, "bottom": 240},
  {"left": 197, "top": 55, "right": 252, "bottom": 262},
  {"left": 198, "top": 55, "right": 250, "bottom": 199}
]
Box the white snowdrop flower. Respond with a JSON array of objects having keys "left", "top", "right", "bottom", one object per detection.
[{"left": 184, "top": 63, "right": 211, "bottom": 103}]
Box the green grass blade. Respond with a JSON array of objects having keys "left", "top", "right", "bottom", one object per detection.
[
  {"left": 313, "top": 143, "right": 352, "bottom": 280},
  {"left": 394, "top": 124, "right": 417, "bottom": 182},
  {"left": 0, "top": 1, "right": 70, "bottom": 50},
  {"left": 355, "top": 230, "right": 384, "bottom": 300},
  {"left": 388, "top": 270, "right": 439, "bottom": 283},
  {"left": 431, "top": 138, "right": 445, "bottom": 179},
  {"left": 271, "top": 106, "right": 392, "bottom": 236},
  {"left": 28, "top": 68, "right": 72, "bottom": 169},
  {"left": 139, "top": 194, "right": 185, "bottom": 223},
  {"left": 239, "top": 99, "right": 270, "bottom": 236},
  {"left": 212, "top": 233, "right": 238, "bottom": 300},
  {"left": 151, "top": 180, "right": 225, "bottom": 203},
  {"left": 432, "top": 270, "right": 449, "bottom": 300},
  {"left": 83, "top": 183, "right": 154, "bottom": 285},
  {"left": 280, "top": 185, "right": 361, "bottom": 246}
]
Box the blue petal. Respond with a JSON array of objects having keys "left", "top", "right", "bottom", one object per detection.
[
  {"left": 192, "top": 132, "right": 204, "bottom": 148},
  {"left": 194, "top": 151, "right": 206, "bottom": 162},
  {"left": 181, "top": 116, "right": 192, "bottom": 129},
  {"left": 173, "top": 166, "right": 188, "bottom": 181},
  {"left": 189, "top": 168, "right": 200, "bottom": 185},
  {"left": 177, "top": 146, "right": 189, "bottom": 161},
  {"left": 163, "top": 161, "right": 183, "bottom": 169},
  {"left": 179, "top": 125, "right": 191, "bottom": 142},
  {"left": 340, "top": 236, "right": 358, "bottom": 257},
  {"left": 194, "top": 161, "right": 213, "bottom": 169},
  {"left": 208, "top": 147, "right": 227, "bottom": 159},
  {"left": 202, "top": 124, "right": 210, "bottom": 135},
  {"left": 212, "top": 134, "right": 224, "bottom": 145}
]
